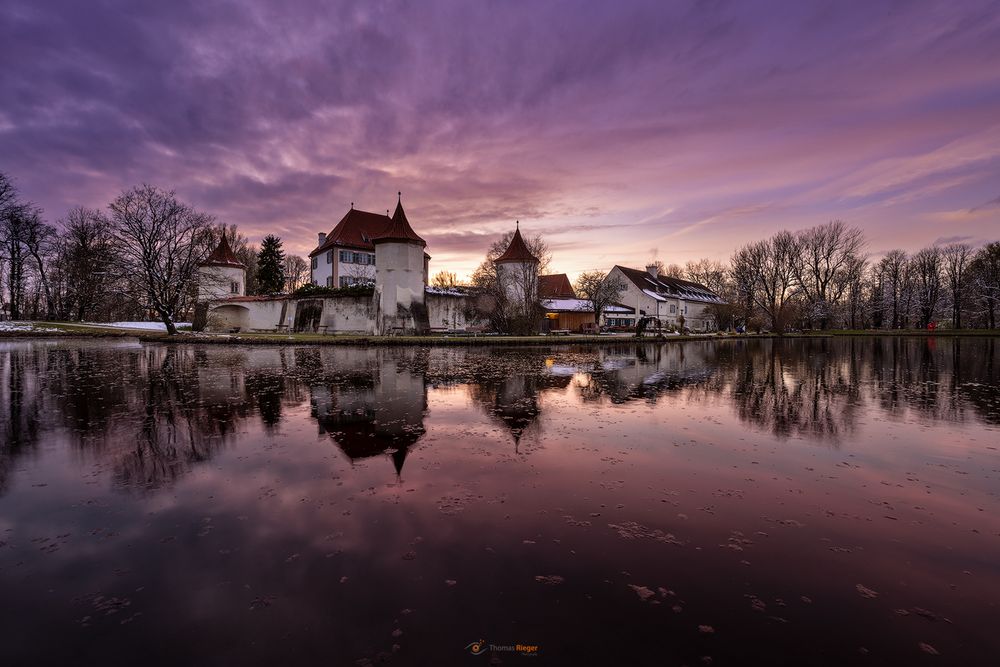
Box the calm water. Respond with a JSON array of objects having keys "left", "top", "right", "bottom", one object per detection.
[{"left": 1, "top": 337, "right": 998, "bottom": 666}]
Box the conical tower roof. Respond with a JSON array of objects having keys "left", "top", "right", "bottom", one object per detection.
[
  {"left": 495, "top": 223, "right": 538, "bottom": 263},
  {"left": 201, "top": 234, "right": 245, "bottom": 268},
  {"left": 372, "top": 193, "right": 426, "bottom": 247}
]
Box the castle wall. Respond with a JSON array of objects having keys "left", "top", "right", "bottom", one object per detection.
[
  {"left": 318, "top": 296, "right": 375, "bottom": 333},
  {"left": 426, "top": 292, "right": 474, "bottom": 332},
  {"left": 203, "top": 292, "right": 479, "bottom": 335}
]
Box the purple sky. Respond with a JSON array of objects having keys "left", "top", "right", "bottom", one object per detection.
[{"left": 2, "top": 0, "right": 999, "bottom": 280}]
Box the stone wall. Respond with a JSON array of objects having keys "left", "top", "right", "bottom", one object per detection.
[{"left": 204, "top": 291, "right": 478, "bottom": 334}]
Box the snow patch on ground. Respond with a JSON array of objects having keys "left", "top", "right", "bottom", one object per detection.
[
  {"left": 0, "top": 321, "right": 60, "bottom": 333},
  {"left": 83, "top": 321, "right": 192, "bottom": 331}
]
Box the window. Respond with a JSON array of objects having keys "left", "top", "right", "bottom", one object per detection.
[
  {"left": 326, "top": 251, "right": 332, "bottom": 264},
  {"left": 669, "top": 304, "right": 676, "bottom": 313},
  {"left": 339, "top": 276, "right": 351, "bottom": 288},
  {"left": 311, "top": 257, "right": 317, "bottom": 269},
  {"left": 340, "top": 250, "right": 352, "bottom": 263},
  {"left": 326, "top": 276, "right": 333, "bottom": 287},
  {"left": 684, "top": 305, "right": 688, "bottom": 314},
  {"left": 230, "top": 282, "right": 240, "bottom": 294}
]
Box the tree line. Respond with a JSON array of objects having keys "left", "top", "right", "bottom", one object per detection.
[
  {"left": 690, "top": 220, "right": 998, "bottom": 332},
  {"left": 0, "top": 172, "right": 310, "bottom": 329}
]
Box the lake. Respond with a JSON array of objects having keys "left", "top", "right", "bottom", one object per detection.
[{"left": 1, "top": 337, "right": 998, "bottom": 665}]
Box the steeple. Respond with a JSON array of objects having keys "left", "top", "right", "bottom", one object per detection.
[
  {"left": 495, "top": 223, "right": 538, "bottom": 264},
  {"left": 200, "top": 234, "right": 245, "bottom": 268},
  {"left": 373, "top": 193, "right": 426, "bottom": 247}
]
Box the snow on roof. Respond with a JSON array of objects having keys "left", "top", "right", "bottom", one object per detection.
[
  {"left": 542, "top": 298, "right": 635, "bottom": 313},
  {"left": 641, "top": 289, "right": 668, "bottom": 302},
  {"left": 425, "top": 286, "right": 466, "bottom": 296}
]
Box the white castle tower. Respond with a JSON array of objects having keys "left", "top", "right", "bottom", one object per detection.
[
  {"left": 373, "top": 194, "right": 429, "bottom": 334},
  {"left": 198, "top": 235, "right": 246, "bottom": 302},
  {"left": 494, "top": 222, "right": 539, "bottom": 320}
]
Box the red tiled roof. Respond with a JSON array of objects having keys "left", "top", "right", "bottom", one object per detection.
[
  {"left": 372, "top": 198, "right": 426, "bottom": 247},
  {"left": 201, "top": 235, "right": 245, "bottom": 268},
  {"left": 310, "top": 208, "right": 392, "bottom": 257},
  {"left": 538, "top": 273, "right": 576, "bottom": 298},
  {"left": 495, "top": 225, "right": 538, "bottom": 263}
]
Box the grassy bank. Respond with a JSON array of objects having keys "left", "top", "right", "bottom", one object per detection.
[{"left": 2, "top": 321, "right": 999, "bottom": 346}]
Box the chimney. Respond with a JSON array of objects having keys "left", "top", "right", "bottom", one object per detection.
[
  {"left": 646, "top": 263, "right": 659, "bottom": 279},
  {"left": 318, "top": 232, "right": 327, "bottom": 247}
]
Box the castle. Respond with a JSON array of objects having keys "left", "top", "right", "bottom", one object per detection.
[
  {"left": 196, "top": 196, "right": 723, "bottom": 334},
  {"left": 197, "top": 196, "right": 471, "bottom": 334}
]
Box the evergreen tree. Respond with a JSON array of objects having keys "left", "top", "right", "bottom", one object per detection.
[{"left": 256, "top": 235, "right": 285, "bottom": 294}]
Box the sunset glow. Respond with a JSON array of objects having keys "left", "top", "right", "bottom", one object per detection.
[{"left": 2, "top": 1, "right": 999, "bottom": 280}]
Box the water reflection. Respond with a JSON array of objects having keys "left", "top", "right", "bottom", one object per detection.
[
  {"left": 1, "top": 336, "right": 999, "bottom": 665},
  {"left": 307, "top": 348, "right": 428, "bottom": 476},
  {"left": 1, "top": 337, "right": 998, "bottom": 494}
]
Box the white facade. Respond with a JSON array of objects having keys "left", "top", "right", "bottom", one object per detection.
[
  {"left": 497, "top": 260, "right": 538, "bottom": 319},
  {"left": 310, "top": 247, "right": 376, "bottom": 288},
  {"left": 198, "top": 264, "right": 245, "bottom": 302},
  {"left": 374, "top": 240, "right": 427, "bottom": 333},
  {"left": 607, "top": 265, "right": 720, "bottom": 331}
]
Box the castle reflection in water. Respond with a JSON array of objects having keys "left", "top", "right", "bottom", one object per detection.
[{"left": 0, "top": 337, "right": 997, "bottom": 495}]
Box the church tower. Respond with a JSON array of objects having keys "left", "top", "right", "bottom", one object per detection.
[
  {"left": 373, "top": 194, "right": 428, "bottom": 334},
  {"left": 495, "top": 222, "right": 539, "bottom": 320}
]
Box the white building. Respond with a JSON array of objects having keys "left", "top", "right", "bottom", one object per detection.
[
  {"left": 198, "top": 236, "right": 246, "bottom": 301},
  {"left": 309, "top": 203, "right": 429, "bottom": 289},
  {"left": 494, "top": 223, "right": 539, "bottom": 320},
  {"left": 606, "top": 264, "right": 724, "bottom": 331}
]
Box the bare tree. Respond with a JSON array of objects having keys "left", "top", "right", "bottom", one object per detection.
[
  {"left": 431, "top": 270, "right": 459, "bottom": 288},
  {"left": 284, "top": 255, "right": 309, "bottom": 291},
  {"left": 684, "top": 259, "right": 727, "bottom": 293},
  {"left": 471, "top": 229, "right": 550, "bottom": 333},
  {"left": 911, "top": 246, "right": 943, "bottom": 328},
  {"left": 0, "top": 205, "right": 30, "bottom": 320},
  {"left": 59, "top": 207, "right": 116, "bottom": 320},
  {"left": 942, "top": 243, "right": 973, "bottom": 329},
  {"left": 970, "top": 242, "right": 1000, "bottom": 329},
  {"left": 574, "top": 270, "right": 626, "bottom": 326},
  {"left": 109, "top": 185, "right": 214, "bottom": 334},
  {"left": 731, "top": 231, "right": 799, "bottom": 333},
  {"left": 878, "top": 250, "right": 908, "bottom": 329},
  {"left": 20, "top": 208, "right": 59, "bottom": 319},
  {"left": 343, "top": 261, "right": 375, "bottom": 286},
  {"left": 792, "top": 221, "right": 866, "bottom": 329},
  {"left": 649, "top": 260, "right": 684, "bottom": 279}
]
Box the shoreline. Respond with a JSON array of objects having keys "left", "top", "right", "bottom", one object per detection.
[{"left": 2, "top": 324, "right": 999, "bottom": 346}]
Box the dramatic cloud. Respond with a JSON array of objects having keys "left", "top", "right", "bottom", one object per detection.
[{"left": 2, "top": 0, "right": 999, "bottom": 279}]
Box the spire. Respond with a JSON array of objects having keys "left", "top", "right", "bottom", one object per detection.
[
  {"left": 372, "top": 193, "right": 427, "bottom": 247},
  {"left": 200, "top": 234, "right": 245, "bottom": 268},
  {"left": 494, "top": 223, "right": 538, "bottom": 264}
]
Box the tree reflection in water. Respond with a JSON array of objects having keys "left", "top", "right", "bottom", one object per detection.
[{"left": 0, "top": 336, "right": 997, "bottom": 496}]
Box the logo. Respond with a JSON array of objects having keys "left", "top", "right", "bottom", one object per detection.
[
  {"left": 465, "top": 639, "right": 540, "bottom": 657},
  {"left": 465, "top": 639, "right": 487, "bottom": 656}
]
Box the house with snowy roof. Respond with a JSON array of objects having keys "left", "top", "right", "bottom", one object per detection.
[{"left": 607, "top": 264, "right": 725, "bottom": 331}]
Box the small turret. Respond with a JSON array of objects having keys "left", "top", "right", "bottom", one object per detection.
[
  {"left": 495, "top": 222, "right": 539, "bottom": 322},
  {"left": 198, "top": 235, "right": 246, "bottom": 302}
]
